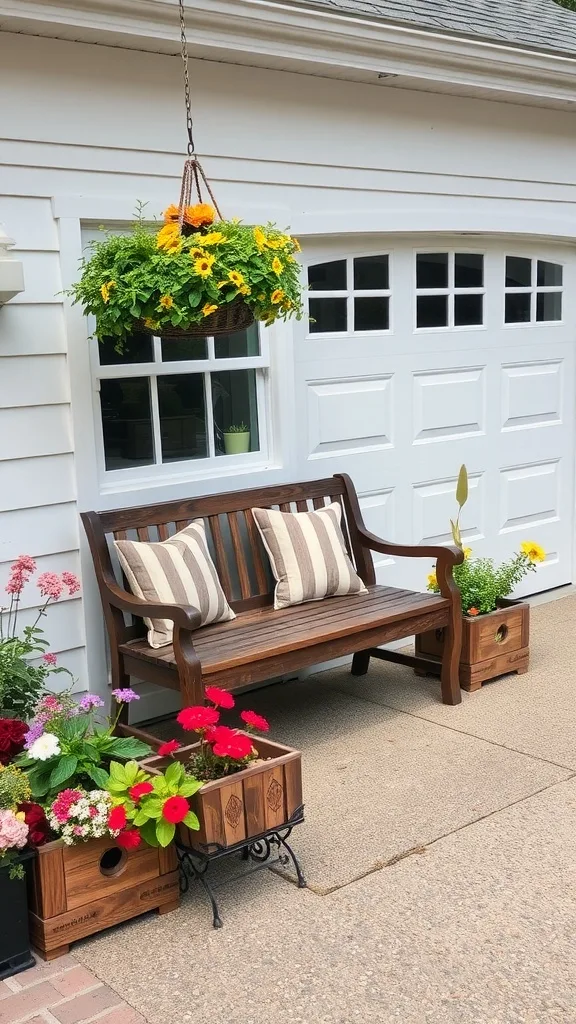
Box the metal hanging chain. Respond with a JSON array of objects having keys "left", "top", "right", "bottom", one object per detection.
[{"left": 177, "top": 0, "right": 223, "bottom": 222}]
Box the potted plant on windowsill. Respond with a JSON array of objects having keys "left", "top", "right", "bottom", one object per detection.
[
  {"left": 69, "top": 202, "right": 303, "bottom": 350},
  {"left": 416, "top": 466, "right": 545, "bottom": 691},
  {"left": 223, "top": 422, "right": 250, "bottom": 456}
]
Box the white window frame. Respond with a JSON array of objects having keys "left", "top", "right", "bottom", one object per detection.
[
  {"left": 414, "top": 249, "right": 486, "bottom": 333},
  {"left": 306, "top": 253, "right": 392, "bottom": 338},
  {"left": 504, "top": 255, "right": 564, "bottom": 328}
]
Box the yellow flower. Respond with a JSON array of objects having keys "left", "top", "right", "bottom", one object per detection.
[
  {"left": 189, "top": 246, "right": 207, "bottom": 259},
  {"left": 202, "top": 303, "right": 218, "bottom": 317},
  {"left": 271, "top": 256, "right": 284, "bottom": 276},
  {"left": 427, "top": 572, "right": 438, "bottom": 589},
  {"left": 271, "top": 289, "right": 284, "bottom": 304},
  {"left": 159, "top": 294, "right": 174, "bottom": 309},
  {"left": 520, "top": 541, "right": 546, "bottom": 564},
  {"left": 293, "top": 238, "right": 302, "bottom": 253},
  {"left": 201, "top": 231, "right": 227, "bottom": 246},
  {"left": 228, "top": 270, "right": 245, "bottom": 288},
  {"left": 100, "top": 280, "right": 115, "bottom": 303},
  {"left": 266, "top": 238, "right": 285, "bottom": 250},
  {"left": 144, "top": 317, "right": 159, "bottom": 330},
  {"left": 253, "top": 227, "right": 267, "bottom": 251},
  {"left": 216, "top": 280, "right": 228, "bottom": 289},
  {"left": 257, "top": 293, "right": 265, "bottom": 301},
  {"left": 193, "top": 254, "right": 215, "bottom": 278},
  {"left": 157, "top": 223, "right": 181, "bottom": 250},
  {"left": 239, "top": 284, "right": 251, "bottom": 296},
  {"left": 463, "top": 547, "right": 472, "bottom": 560},
  {"left": 15, "top": 811, "right": 25, "bottom": 822}
]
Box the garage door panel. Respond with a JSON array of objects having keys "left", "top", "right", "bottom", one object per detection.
[
  {"left": 501, "top": 360, "right": 563, "bottom": 432},
  {"left": 412, "top": 366, "right": 486, "bottom": 444}
]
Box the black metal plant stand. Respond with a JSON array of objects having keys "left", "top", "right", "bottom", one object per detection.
[{"left": 177, "top": 806, "right": 306, "bottom": 928}]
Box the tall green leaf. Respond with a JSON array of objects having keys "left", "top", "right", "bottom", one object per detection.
[
  {"left": 85, "top": 765, "right": 110, "bottom": 789},
  {"left": 49, "top": 754, "right": 79, "bottom": 789},
  {"left": 456, "top": 465, "right": 468, "bottom": 509}
]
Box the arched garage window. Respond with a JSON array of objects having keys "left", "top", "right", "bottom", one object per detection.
[{"left": 307, "top": 255, "right": 390, "bottom": 334}]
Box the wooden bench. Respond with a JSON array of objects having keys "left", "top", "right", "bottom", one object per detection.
[{"left": 82, "top": 474, "right": 464, "bottom": 726}]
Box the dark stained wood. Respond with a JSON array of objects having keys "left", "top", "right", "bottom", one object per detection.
[{"left": 81, "top": 473, "right": 464, "bottom": 718}]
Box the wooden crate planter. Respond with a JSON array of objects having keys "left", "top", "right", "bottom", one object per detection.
[
  {"left": 28, "top": 836, "right": 179, "bottom": 961},
  {"left": 415, "top": 600, "right": 530, "bottom": 692},
  {"left": 143, "top": 734, "right": 303, "bottom": 853}
]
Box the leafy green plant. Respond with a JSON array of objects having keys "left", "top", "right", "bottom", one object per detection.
[
  {"left": 106, "top": 759, "right": 201, "bottom": 848},
  {"left": 427, "top": 466, "right": 546, "bottom": 615},
  {"left": 224, "top": 422, "right": 249, "bottom": 433},
  {"left": 68, "top": 202, "right": 303, "bottom": 350},
  {"left": 555, "top": 0, "right": 576, "bottom": 11}
]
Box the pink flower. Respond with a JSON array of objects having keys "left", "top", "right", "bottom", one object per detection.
[
  {"left": 61, "top": 571, "right": 81, "bottom": 596},
  {"left": 89, "top": 806, "right": 98, "bottom": 818},
  {"left": 14, "top": 555, "right": 36, "bottom": 574},
  {"left": 42, "top": 653, "right": 58, "bottom": 666},
  {"left": 73, "top": 825, "right": 85, "bottom": 837},
  {"left": 5, "top": 555, "right": 36, "bottom": 597},
  {"left": 37, "top": 572, "right": 64, "bottom": 601},
  {"left": 51, "top": 788, "right": 83, "bottom": 824},
  {"left": 0, "top": 809, "right": 28, "bottom": 851}
]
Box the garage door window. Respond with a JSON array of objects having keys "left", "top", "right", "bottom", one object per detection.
[
  {"left": 308, "top": 255, "right": 390, "bottom": 335},
  {"left": 416, "top": 252, "right": 484, "bottom": 330},
  {"left": 505, "top": 257, "right": 563, "bottom": 325}
]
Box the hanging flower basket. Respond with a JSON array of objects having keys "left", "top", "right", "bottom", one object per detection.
[{"left": 69, "top": 185, "right": 303, "bottom": 350}]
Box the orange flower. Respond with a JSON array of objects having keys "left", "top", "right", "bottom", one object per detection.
[
  {"left": 184, "top": 204, "right": 215, "bottom": 228},
  {"left": 467, "top": 607, "right": 480, "bottom": 617},
  {"left": 163, "top": 204, "right": 181, "bottom": 223}
]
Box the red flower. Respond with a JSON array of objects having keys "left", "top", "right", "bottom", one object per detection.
[
  {"left": 19, "top": 802, "right": 51, "bottom": 846},
  {"left": 177, "top": 705, "right": 219, "bottom": 731},
  {"left": 468, "top": 607, "right": 480, "bottom": 617},
  {"left": 128, "top": 781, "right": 154, "bottom": 801},
  {"left": 162, "top": 795, "right": 189, "bottom": 824},
  {"left": 240, "top": 710, "right": 270, "bottom": 732},
  {"left": 0, "top": 718, "right": 28, "bottom": 765},
  {"left": 157, "top": 740, "right": 181, "bottom": 757},
  {"left": 204, "top": 686, "right": 235, "bottom": 709},
  {"left": 210, "top": 726, "right": 254, "bottom": 760},
  {"left": 108, "top": 805, "right": 127, "bottom": 831},
  {"left": 116, "top": 829, "right": 141, "bottom": 850}
]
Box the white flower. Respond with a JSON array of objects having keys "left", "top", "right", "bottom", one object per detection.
[{"left": 28, "top": 732, "right": 61, "bottom": 761}]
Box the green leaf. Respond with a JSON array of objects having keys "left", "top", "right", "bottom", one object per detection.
[
  {"left": 164, "top": 760, "right": 183, "bottom": 788},
  {"left": 85, "top": 765, "right": 110, "bottom": 789},
  {"left": 141, "top": 797, "right": 163, "bottom": 819},
  {"left": 123, "top": 760, "right": 140, "bottom": 785},
  {"left": 58, "top": 716, "right": 89, "bottom": 741},
  {"left": 108, "top": 760, "right": 127, "bottom": 783},
  {"left": 179, "top": 778, "right": 203, "bottom": 798},
  {"left": 456, "top": 465, "right": 468, "bottom": 509},
  {"left": 107, "top": 780, "right": 129, "bottom": 794},
  {"left": 49, "top": 754, "right": 78, "bottom": 789},
  {"left": 183, "top": 810, "right": 200, "bottom": 831},
  {"left": 450, "top": 518, "right": 462, "bottom": 548},
  {"left": 133, "top": 808, "right": 151, "bottom": 827},
  {"left": 107, "top": 738, "right": 152, "bottom": 759},
  {"left": 156, "top": 818, "right": 175, "bottom": 847},
  {"left": 139, "top": 819, "right": 160, "bottom": 847}
]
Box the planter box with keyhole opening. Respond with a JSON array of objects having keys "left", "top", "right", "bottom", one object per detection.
[
  {"left": 28, "top": 836, "right": 179, "bottom": 961},
  {"left": 415, "top": 599, "right": 530, "bottom": 692}
]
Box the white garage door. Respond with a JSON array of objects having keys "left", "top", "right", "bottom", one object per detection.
[{"left": 294, "top": 235, "right": 575, "bottom": 596}]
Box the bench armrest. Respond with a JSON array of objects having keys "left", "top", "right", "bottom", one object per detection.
[
  {"left": 356, "top": 527, "right": 464, "bottom": 567},
  {"left": 103, "top": 578, "right": 203, "bottom": 632}
]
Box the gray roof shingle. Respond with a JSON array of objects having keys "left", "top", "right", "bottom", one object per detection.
[{"left": 296, "top": 0, "right": 576, "bottom": 58}]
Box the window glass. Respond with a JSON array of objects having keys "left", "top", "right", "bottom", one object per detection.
[
  {"left": 455, "top": 253, "right": 483, "bottom": 289},
  {"left": 536, "top": 292, "right": 562, "bottom": 322},
  {"left": 537, "top": 261, "right": 563, "bottom": 287},
  {"left": 212, "top": 369, "right": 260, "bottom": 456},
  {"left": 354, "top": 297, "right": 389, "bottom": 332},
  {"left": 99, "top": 332, "right": 152, "bottom": 366},
  {"left": 416, "top": 253, "right": 448, "bottom": 290},
  {"left": 215, "top": 323, "right": 260, "bottom": 358},
  {"left": 417, "top": 295, "right": 448, "bottom": 329},
  {"left": 454, "top": 294, "right": 483, "bottom": 327},
  {"left": 161, "top": 336, "right": 207, "bottom": 362},
  {"left": 353, "top": 255, "right": 389, "bottom": 291},
  {"left": 505, "top": 293, "right": 531, "bottom": 324},
  {"left": 157, "top": 374, "right": 207, "bottom": 463},
  {"left": 506, "top": 257, "right": 531, "bottom": 288},
  {"left": 100, "top": 378, "right": 153, "bottom": 470},
  {"left": 309, "top": 298, "right": 347, "bottom": 333},
  {"left": 307, "top": 260, "right": 347, "bottom": 291}
]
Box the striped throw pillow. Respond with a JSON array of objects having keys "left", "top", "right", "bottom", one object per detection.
[
  {"left": 252, "top": 502, "right": 367, "bottom": 610},
  {"left": 114, "top": 520, "right": 235, "bottom": 648}
]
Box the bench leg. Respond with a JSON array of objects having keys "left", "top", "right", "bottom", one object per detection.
[
  {"left": 351, "top": 650, "right": 371, "bottom": 677},
  {"left": 173, "top": 625, "right": 204, "bottom": 706},
  {"left": 440, "top": 610, "right": 462, "bottom": 706}
]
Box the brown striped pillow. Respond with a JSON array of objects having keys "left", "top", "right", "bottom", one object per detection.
[
  {"left": 114, "top": 520, "right": 235, "bottom": 648},
  {"left": 251, "top": 502, "right": 367, "bottom": 610}
]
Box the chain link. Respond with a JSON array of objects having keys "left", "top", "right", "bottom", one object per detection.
[{"left": 179, "top": 0, "right": 195, "bottom": 156}]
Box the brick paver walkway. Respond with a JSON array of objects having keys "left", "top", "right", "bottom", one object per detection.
[{"left": 0, "top": 957, "right": 146, "bottom": 1024}]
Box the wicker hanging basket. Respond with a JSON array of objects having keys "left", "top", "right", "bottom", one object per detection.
[{"left": 136, "top": 294, "right": 254, "bottom": 339}]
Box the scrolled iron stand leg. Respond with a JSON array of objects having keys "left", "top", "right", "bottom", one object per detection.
[
  {"left": 276, "top": 829, "right": 307, "bottom": 888},
  {"left": 177, "top": 846, "right": 223, "bottom": 929}
]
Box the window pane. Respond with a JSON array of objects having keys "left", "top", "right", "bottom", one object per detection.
[
  {"left": 537, "top": 261, "right": 563, "bottom": 287},
  {"left": 536, "top": 292, "right": 562, "bottom": 322},
  {"left": 99, "top": 331, "right": 152, "bottom": 366},
  {"left": 416, "top": 253, "right": 448, "bottom": 290},
  {"left": 454, "top": 294, "right": 483, "bottom": 327},
  {"left": 455, "top": 253, "right": 483, "bottom": 289},
  {"left": 161, "top": 336, "right": 207, "bottom": 362},
  {"left": 506, "top": 256, "right": 531, "bottom": 288},
  {"left": 354, "top": 297, "right": 389, "bottom": 331},
  {"left": 417, "top": 295, "right": 448, "bottom": 328},
  {"left": 353, "top": 255, "right": 389, "bottom": 291},
  {"left": 157, "top": 374, "right": 207, "bottom": 463},
  {"left": 505, "top": 293, "right": 531, "bottom": 323},
  {"left": 309, "top": 298, "right": 347, "bottom": 333},
  {"left": 308, "top": 260, "right": 347, "bottom": 292},
  {"left": 212, "top": 369, "right": 260, "bottom": 456},
  {"left": 100, "top": 378, "right": 153, "bottom": 470},
  {"left": 215, "top": 323, "right": 260, "bottom": 358}
]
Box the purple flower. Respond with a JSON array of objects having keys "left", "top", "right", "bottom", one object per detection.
[
  {"left": 78, "top": 694, "right": 105, "bottom": 711},
  {"left": 111, "top": 688, "right": 140, "bottom": 704},
  {"left": 24, "top": 720, "right": 45, "bottom": 749}
]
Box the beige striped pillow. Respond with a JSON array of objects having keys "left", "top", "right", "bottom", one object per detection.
[
  {"left": 252, "top": 502, "right": 367, "bottom": 610},
  {"left": 114, "top": 520, "right": 235, "bottom": 648}
]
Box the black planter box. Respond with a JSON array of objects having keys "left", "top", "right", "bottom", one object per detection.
[{"left": 0, "top": 850, "right": 35, "bottom": 979}]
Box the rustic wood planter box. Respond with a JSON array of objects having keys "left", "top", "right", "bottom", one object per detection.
[
  {"left": 28, "top": 836, "right": 179, "bottom": 961},
  {"left": 415, "top": 600, "right": 530, "bottom": 692},
  {"left": 143, "top": 734, "right": 303, "bottom": 853}
]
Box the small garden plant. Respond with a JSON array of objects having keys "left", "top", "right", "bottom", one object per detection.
[{"left": 427, "top": 466, "right": 546, "bottom": 616}]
